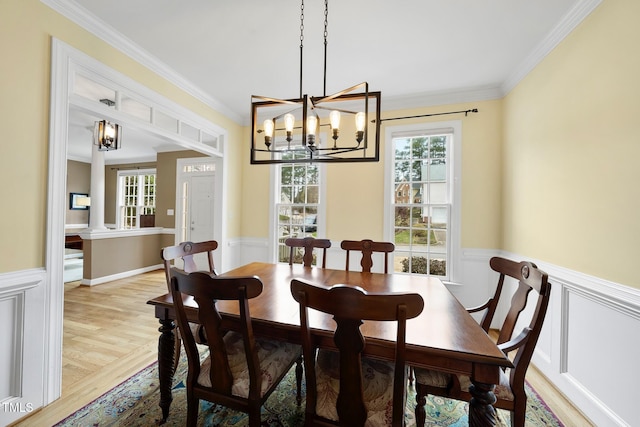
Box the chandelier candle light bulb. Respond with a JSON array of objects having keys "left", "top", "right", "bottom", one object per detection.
[
  {"left": 329, "top": 110, "right": 340, "bottom": 147},
  {"left": 284, "top": 113, "right": 295, "bottom": 144},
  {"left": 307, "top": 115, "right": 318, "bottom": 147},
  {"left": 263, "top": 119, "right": 274, "bottom": 148},
  {"left": 355, "top": 112, "right": 366, "bottom": 143}
]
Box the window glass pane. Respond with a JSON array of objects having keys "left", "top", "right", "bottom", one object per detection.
[
  {"left": 281, "top": 165, "right": 292, "bottom": 185},
  {"left": 307, "top": 185, "right": 319, "bottom": 204},
  {"left": 395, "top": 206, "right": 409, "bottom": 227},
  {"left": 395, "top": 161, "right": 410, "bottom": 182}
]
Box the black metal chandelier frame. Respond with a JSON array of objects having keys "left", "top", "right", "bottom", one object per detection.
[{"left": 250, "top": 0, "right": 381, "bottom": 164}]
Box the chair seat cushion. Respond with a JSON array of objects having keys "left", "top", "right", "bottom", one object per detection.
[
  {"left": 413, "top": 367, "right": 451, "bottom": 388},
  {"left": 314, "top": 349, "right": 408, "bottom": 427},
  {"left": 197, "top": 331, "right": 301, "bottom": 398},
  {"left": 457, "top": 368, "right": 514, "bottom": 401},
  {"left": 414, "top": 366, "right": 514, "bottom": 401}
]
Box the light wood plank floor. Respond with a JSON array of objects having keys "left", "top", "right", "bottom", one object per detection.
[{"left": 12, "top": 270, "right": 593, "bottom": 426}]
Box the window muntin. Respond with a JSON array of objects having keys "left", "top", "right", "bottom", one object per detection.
[
  {"left": 392, "top": 133, "right": 451, "bottom": 277},
  {"left": 117, "top": 169, "right": 156, "bottom": 229},
  {"left": 274, "top": 151, "right": 322, "bottom": 265}
]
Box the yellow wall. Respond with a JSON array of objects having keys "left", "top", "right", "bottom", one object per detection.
[
  {"left": 242, "top": 99, "right": 504, "bottom": 249},
  {"left": 3, "top": 0, "right": 638, "bottom": 290},
  {"left": 503, "top": 0, "right": 640, "bottom": 288},
  {"left": 0, "top": 0, "right": 243, "bottom": 273}
]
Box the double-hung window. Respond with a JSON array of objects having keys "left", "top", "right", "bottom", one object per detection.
[
  {"left": 117, "top": 168, "right": 156, "bottom": 229},
  {"left": 386, "top": 121, "right": 460, "bottom": 280},
  {"left": 273, "top": 152, "right": 324, "bottom": 265}
]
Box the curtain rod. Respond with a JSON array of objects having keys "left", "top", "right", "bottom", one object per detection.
[
  {"left": 109, "top": 166, "right": 146, "bottom": 171},
  {"left": 376, "top": 108, "right": 478, "bottom": 123}
]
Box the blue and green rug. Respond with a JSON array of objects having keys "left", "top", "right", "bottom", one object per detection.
[{"left": 55, "top": 353, "right": 563, "bottom": 426}]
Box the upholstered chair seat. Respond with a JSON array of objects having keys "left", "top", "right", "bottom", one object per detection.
[
  {"left": 198, "top": 331, "right": 301, "bottom": 398},
  {"left": 413, "top": 366, "right": 516, "bottom": 402},
  {"left": 313, "top": 350, "right": 406, "bottom": 426}
]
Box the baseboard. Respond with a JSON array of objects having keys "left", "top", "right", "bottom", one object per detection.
[{"left": 80, "top": 264, "right": 163, "bottom": 286}]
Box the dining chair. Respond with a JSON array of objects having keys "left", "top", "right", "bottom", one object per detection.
[
  {"left": 468, "top": 256, "right": 515, "bottom": 333},
  {"left": 340, "top": 239, "right": 395, "bottom": 273},
  {"left": 413, "top": 257, "right": 552, "bottom": 427},
  {"left": 409, "top": 255, "right": 506, "bottom": 385},
  {"left": 290, "top": 278, "right": 424, "bottom": 426},
  {"left": 171, "top": 268, "right": 303, "bottom": 427},
  {"left": 285, "top": 236, "right": 331, "bottom": 268},
  {"left": 161, "top": 240, "right": 219, "bottom": 371},
  {"left": 161, "top": 240, "right": 219, "bottom": 285}
]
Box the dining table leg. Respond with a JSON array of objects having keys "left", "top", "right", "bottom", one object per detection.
[
  {"left": 468, "top": 381, "right": 498, "bottom": 426},
  {"left": 157, "top": 318, "right": 176, "bottom": 424}
]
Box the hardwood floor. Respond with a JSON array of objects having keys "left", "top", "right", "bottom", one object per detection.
[
  {"left": 12, "top": 269, "right": 593, "bottom": 426},
  {"left": 11, "top": 270, "right": 167, "bottom": 426}
]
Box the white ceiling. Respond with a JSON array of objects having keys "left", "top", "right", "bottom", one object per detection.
[{"left": 56, "top": 0, "right": 596, "bottom": 163}]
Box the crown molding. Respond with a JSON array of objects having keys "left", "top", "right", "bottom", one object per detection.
[
  {"left": 381, "top": 85, "right": 503, "bottom": 113},
  {"left": 501, "top": 0, "right": 603, "bottom": 95},
  {"left": 40, "top": 0, "right": 243, "bottom": 125},
  {"left": 42, "top": 0, "right": 602, "bottom": 125}
]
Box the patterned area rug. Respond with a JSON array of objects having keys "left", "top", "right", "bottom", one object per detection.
[{"left": 55, "top": 351, "right": 563, "bottom": 427}]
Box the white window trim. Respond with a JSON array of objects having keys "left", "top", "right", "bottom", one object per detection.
[{"left": 383, "top": 120, "right": 462, "bottom": 282}]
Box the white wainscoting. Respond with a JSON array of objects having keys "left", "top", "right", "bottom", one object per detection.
[
  {"left": 0, "top": 268, "right": 47, "bottom": 426},
  {"left": 526, "top": 260, "right": 640, "bottom": 427},
  {"left": 228, "top": 239, "right": 639, "bottom": 426}
]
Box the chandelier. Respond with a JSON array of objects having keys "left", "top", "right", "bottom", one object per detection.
[
  {"left": 250, "top": 0, "right": 381, "bottom": 164},
  {"left": 94, "top": 119, "right": 121, "bottom": 151}
]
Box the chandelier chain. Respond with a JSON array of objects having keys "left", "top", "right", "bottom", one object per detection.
[
  {"left": 324, "top": 0, "right": 328, "bottom": 40},
  {"left": 323, "top": 0, "right": 328, "bottom": 96},
  {"left": 300, "top": 0, "right": 305, "bottom": 46},
  {"left": 299, "top": 0, "right": 305, "bottom": 98}
]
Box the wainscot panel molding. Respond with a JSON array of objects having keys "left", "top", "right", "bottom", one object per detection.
[
  {"left": 0, "top": 268, "right": 47, "bottom": 426},
  {"left": 504, "top": 252, "right": 640, "bottom": 427},
  {"left": 227, "top": 238, "right": 269, "bottom": 271}
]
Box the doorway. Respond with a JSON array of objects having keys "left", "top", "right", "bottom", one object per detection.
[
  {"left": 175, "top": 158, "right": 218, "bottom": 270},
  {"left": 43, "top": 39, "right": 228, "bottom": 407}
]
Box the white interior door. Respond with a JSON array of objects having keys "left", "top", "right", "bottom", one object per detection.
[
  {"left": 176, "top": 158, "right": 217, "bottom": 270},
  {"left": 189, "top": 174, "right": 215, "bottom": 243}
]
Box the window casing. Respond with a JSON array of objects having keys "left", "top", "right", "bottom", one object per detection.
[
  {"left": 385, "top": 121, "right": 461, "bottom": 281},
  {"left": 272, "top": 151, "right": 325, "bottom": 266},
  {"left": 117, "top": 169, "right": 156, "bottom": 229}
]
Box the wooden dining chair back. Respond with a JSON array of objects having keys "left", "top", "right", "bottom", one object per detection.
[
  {"left": 413, "top": 258, "right": 552, "bottom": 427},
  {"left": 161, "top": 240, "right": 219, "bottom": 290},
  {"left": 285, "top": 237, "right": 331, "bottom": 268},
  {"left": 466, "top": 256, "right": 514, "bottom": 332},
  {"left": 160, "top": 240, "right": 219, "bottom": 369},
  {"left": 291, "top": 279, "right": 424, "bottom": 427},
  {"left": 171, "top": 269, "right": 303, "bottom": 427},
  {"left": 340, "top": 239, "right": 395, "bottom": 273}
]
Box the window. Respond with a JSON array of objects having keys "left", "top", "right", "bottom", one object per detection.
[
  {"left": 117, "top": 169, "right": 156, "bottom": 229},
  {"left": 273, "top": 152, "right": 324, "bottom": 265},
  {"left": 386, "top": 121, "right": 460, "bottom": 280}
]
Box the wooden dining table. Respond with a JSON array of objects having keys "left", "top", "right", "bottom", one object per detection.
[{"left": 147, "top": 261, "right": 512, "bottom": 426}]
